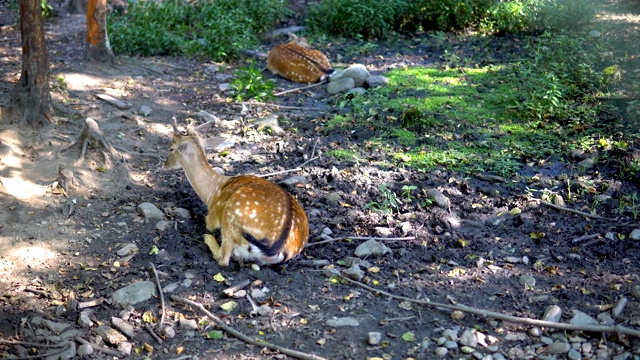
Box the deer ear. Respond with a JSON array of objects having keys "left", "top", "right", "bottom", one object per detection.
[{"left": 177, "top": 143, "right": 189, "bottom": 154}]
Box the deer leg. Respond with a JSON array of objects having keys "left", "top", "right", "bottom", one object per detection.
[{"left": 204, "top": 234, "right": 224, "bottom": 264}]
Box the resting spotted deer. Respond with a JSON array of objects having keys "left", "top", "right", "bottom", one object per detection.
[
  {"left": 164, "top": 119, "right": 309, "bottom": 267},
  {"left": 267, "top": 34, "right": 334, "bottom": 83}
]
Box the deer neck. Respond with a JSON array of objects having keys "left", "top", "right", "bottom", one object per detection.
[{"left": 180, "top": 149, "right": 228, "bottom": 206}]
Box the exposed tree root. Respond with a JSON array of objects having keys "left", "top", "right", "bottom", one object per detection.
[{"left": 57, "top": 117, "right": 116, "bottom": 164}]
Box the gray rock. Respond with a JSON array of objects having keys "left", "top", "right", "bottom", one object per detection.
[
  {"left": 443, "top": 340, "right": 458, "bottom": 349},
  {"left": 155, "top": 220, "right": 171, "bottom": 231},
  {"left": 331, "top": 64, "right": 370, "bottom": 87},
  {"left": 162, "top": 326, "right": 176, "bottom": 339},
  {"left": 172, "top": 208, "right": 190, "bottom": 219},
  {"left": 577, "top": 157, "right": 596, "bottom": 171},
  {"left": 95, "top": 326, "right": 127, "bottom": 345},
  {"left": 542, "top": 305, "right": 562, "bottom": 322},
  {"left": 204, "top": 64, "right": 220, "bottom": 74},
  {"left": 60, "top": 329, "right": 83, "bottom": 341},
  {"left": 629, "top": 229, "right": 640, "bottom": 240},
  {"left": 518, "top": 275, "right": 536, "bottom": 287},
  {"left": 58, "top": 340, "right": 76, "bottom": 360},
  {"left": 427, "top": 189, "right": 450, "bottom": 208},
  {"left": 116, "top": 243, "right": 138, "bottom": 257},
  {"left": 528, "top": 327, "right": 542, "bottom": 337},
  {"left": 631, "top": 285, "right": 640, "bottom": 299},
  {"left": 441, "top": 329, "right": 458, "bottom": 341},
  {"left": 219, "top": 83, "right": 231, "bottom": 92},
  {"left": 327, "top": 77, "right": 355, "bottom": 94},
  {"left": 111, "top": 317, "right": 134, "bottom": 338},
  {"left": 589, "top": 30, "right": 601, "bottom": 38},
  {"left": 78, "top": 311, "right": 92, "bottom": 327},
  {"left": 368, "top": 331, "right": 382, "bottom": 345},
  {"left": 117, "top": 342, "right": 132, "bottom": 355},
  {"left": 326, "top": 317, "right": 359, "bottom": 327},
  {"left": 77, "top": 344, "right": 94, "bottom": 356},
  {"left": 31, "top": 317, "right": 70, "bottom": 334},
  {"left": 179, "top": 318, "right": 198, "bottom": 330},
  {"left": 595, "top": 349, "right": 610, "bottom": 359},
  {"left": 569, "top": 311, "right": 598, "bottom": 326},
  {"left": 546, "top": 341, "right": 570, "bottom": 354},
  {"left": 250, "top": 288, "right": 267, "bottom": 300},
  {"left": 434, "top": 347, "right": 449, "bottom": 357},
  {"left": 611, "top": 296, "right": 628, "bottom": 317},
  {"left": 503, "top": 333, "right": 527, "bottom": 341},
  {"left": 279, "top": 176, "right": 308, "bottom": 187},
  {"left": 594, "top": 194, "right": 612, "bottom": 203},
  {"left": 140, "top": 105, "right": 152, "bottom": 117},
  {"left": 111, "top": 281, "right": 157, "bottom": 308},
  {"left": 459, "top": 329, "right": 477, "bottom": 348},
  {"left": 612, "top": 352, "right": 632, "bottom": 360},
  {"left": 354, "top": 240, "right": 391, "bottom": 258},
  {"left": 375, "top": 227, "right": 392, "bottom": 236},
  {"left": 365, "top": 75, "right": 389, "bottom": 88},
  {"left": 597, "top": 312, "right": 615, "bottom": 325},
  {"left": 342, "top": 266, "right": 365, "bottom": 281},
  {"left": 567, "top": 348, "right": 582, "bottom": 360},
  {"left": 163, "top": 282, "right": 179, "bottom": 293},
  {"left": 137, "top": 202, "right": 164, "bottom": 223}
]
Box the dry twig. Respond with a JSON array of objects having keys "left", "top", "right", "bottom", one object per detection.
[
  {"left": 171, "top": 295, "right": 327, "bottom": 360},
  {"left": 338, "top": 275, "right": 640, "bottom": 338},
  {"left": 235, "top": 101, "right": 323, "bottom": 111},
  {"left": 145, "top": 323, "right": 163, "bottom": 344},
  {"left": 148, "top": 263, "right": 166, "bottom": 326},
  {"left": 538, "top": 200, "right": 611, "bottom": 220},
  {"left": 75, "top": 337, "right": 125, "bottom": 358},
  {"left": 273, "top": 80, "right": 327, "bottom": 97},
  {"left": 306, "top": 236, "right": 416, "bottom": 248}
]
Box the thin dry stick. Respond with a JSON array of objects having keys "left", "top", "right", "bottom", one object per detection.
[
  {"left": 0, "top": 339, "right": 66, "bottom": 348},
  {"left": 235, "top": 101, "right": 324, "bottom": 111},
  {"left": 338, "top": 275, "right": 640, "bottom": 338},
  {"left": 538, "top": 200, "right": 611, "bottom": 220},
  {"left": 171, "top": 295, "right": 327, "bottom": 360},
  {"left": 149, "top": 263, "right": 166, "bottom": 326},
  {"left": 306, "top": 236, "right": 416, "bottom": 248},
  {"left": 274, "top": 80, "right": 327, "bottom": 97},
  {"left": 145, "top": 323, "right": 163, "bottom": 344},
  {"left": 572, "top": 233, "right": 601, "bottom": 243},
  {"left": 75, "top": 337, "right": 125, "bottom": 358},
  {"left": 259, "top": 138, "right": 321, "bottom": 178},
  {"left": 5, "top": 342, "right": 73, "bottom": 360}
]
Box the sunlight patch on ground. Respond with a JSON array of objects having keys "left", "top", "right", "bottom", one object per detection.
[
  {"left": 0, "top": 154, "right": 48, "bottom": 200},
  {"left": 58, "top": 72, "right": 108, "bottom": 92}
]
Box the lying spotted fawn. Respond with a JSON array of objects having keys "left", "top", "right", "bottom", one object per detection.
[
  {"left": 267, "top": 34, "right": 334, "bottom": 83},
  {"left": 164, "top": 119, "right": 309, "bottom": 267}
]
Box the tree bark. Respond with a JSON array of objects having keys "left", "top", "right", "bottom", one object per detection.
[
  {"left": 86, "top": 0, "right": 114, "bottom": 63},
  {"left": 9, "top": 0, "right": 54, "bottom": 127}
]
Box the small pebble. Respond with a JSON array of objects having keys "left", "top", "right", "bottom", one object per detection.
[
  {"left": 367, "top": 332, "right": 382, "bottom": 345},
  {"left": 77, "top": 344, "right": 94, "bottom": 356},
  {"left": 434, "top": 347, "right": 449, "bottom": 357}
]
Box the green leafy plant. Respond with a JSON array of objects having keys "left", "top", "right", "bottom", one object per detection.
[
  {"left": 41, "top": 0, "right": 53, "bottom": 18},
  {"left": 365, "top": 184, "right": 401, "bottom": 218},
  {"left": 108, "top": 0, "right": 286, "bottom": 61},
  {"left": 230, "top": 61, "right": 276, "bottom": 102},
  {"left": 401, "top": 185, "right": 417, "bottom": 202}
]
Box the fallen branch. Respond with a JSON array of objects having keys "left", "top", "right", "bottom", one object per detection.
[
  {"left": 538, "top": 200, "right": 611, "bottom": 220},
  {"left": 572, "top": 233, "right": 601, "bottom": 243},
  {"left": 145, "top": 323, "right": 163, "bottom": 344},
  {"left": 0, "top": 339, "right": 67, "bottom": 348},
  {"left": 338, "top": 275, "right": 640, "bottom": 338},
  {"left": 235, "top": 101, "right": 324, "bottom": 112},
  {"left": 170, "top": 295, "right": 327, "bottom": 360},
  {"left": 148, "top": 263, "right": 166, "bottom": 326},
  {"left": 273, "top": 81, "right": 327, "bottom": 97},
  {"left": 259, "top": 138, "right": 320, "bottom": 178},
  {"left": 75, "top": 337, "right": 125, "bottom": 358},
  {"left": 306, "top": 236, "right": 416, "bottom": 248}
]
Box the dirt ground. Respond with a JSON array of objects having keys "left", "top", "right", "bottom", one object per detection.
[{"left": 0, "top": 2, "right": 639, "bottom": 360}]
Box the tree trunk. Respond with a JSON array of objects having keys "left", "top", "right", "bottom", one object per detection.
[
  {"left": 9, "top": 0, "right": 54, "bottom": 127},
  {"left": 86, "top": 0, "right": 114, "bottom": 63}
]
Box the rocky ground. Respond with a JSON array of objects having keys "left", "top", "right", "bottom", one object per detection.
[{"left": 0, "top": 1, "right": 640, "bottom": 359}]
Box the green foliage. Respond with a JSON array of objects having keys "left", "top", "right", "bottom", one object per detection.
[
  {"left": 230, "top": 61, "right": 275, "bottom": 102},
  {"left": 108, "top": 0, "right": 287, "bottom": 60},
  {"left": 509, "top": 32, "right": 603, "bottom": 120},
  {"left": 306, "top": 0, "right": 404, "bottom": 39},
  {"left": 480, "top": 0, "right": 596, "bottom": 34},
  {"left": 365, "top": 184, "right": 401, "bottom": 217},
  {"left": 41, "top": 0, "right": 53, "bottom": 19}
]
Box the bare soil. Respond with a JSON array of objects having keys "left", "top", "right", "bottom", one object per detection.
[{"left": 0, "top": 2, "right": 639, "bottom": 359}]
